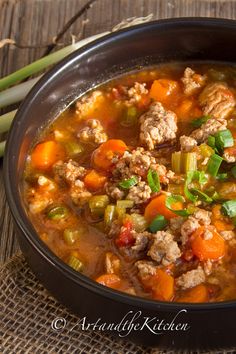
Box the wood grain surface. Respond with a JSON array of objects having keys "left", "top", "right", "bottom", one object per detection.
[{"left": 1, "top": 0, "right": 236, "bottom": 264}]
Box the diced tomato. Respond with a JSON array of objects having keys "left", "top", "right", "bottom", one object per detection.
[{"left": 116, "top": 220, "right": 134, "bottom": 247}]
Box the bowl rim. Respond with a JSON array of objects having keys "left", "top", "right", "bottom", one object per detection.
[{"left": 4, "top": 16, "right": 236, "bottom": 311}]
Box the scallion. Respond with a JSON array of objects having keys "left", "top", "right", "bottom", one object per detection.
[
  {"left": 149, "top": 214, "right": 168, "bottom": 232},
  {"left": 191, "top": 115, "right": 210, "bottom": 128},
  {"left": 47, "top": 206, "right": 69, "bottom": 220},
  {"left": 147, "top": 169, "right": 160, "bottom": 193},
  {"left": 215, "top": 130, "right": 234, "bottom": 150},
  {"left": 184, "top": 171, "right": 208, "bottom": 202},
  {"left": 207, "top": 154, "right": 223, "bottom": 177},
  {"left": 190, "top": 188, "right": 213, "bottom": 203},
  {"left": 216, "top": 173, "right": 228, "bottom": 181},
  {"left": 221, "top": 200, "right": 236, "bottom": 218},
  {"left": 119, "top": 176, "right": 138, "bottom": 189},
  {"left": 165, "top": 195, "right": 190, "bottom": 216}
]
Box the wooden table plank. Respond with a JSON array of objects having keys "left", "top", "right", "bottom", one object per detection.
[{"left": 1, "top": 0, "right": 236, "bottom": 264}]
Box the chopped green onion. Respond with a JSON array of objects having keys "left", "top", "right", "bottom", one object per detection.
[
  {"left": 215, "top": 130, "right": 234, "bottom": 150},
  {"left": 67, "top": 255, "right": 83, "bottom": 272},
  {"left": 147, "top": 169, "right": 160, "bottom": 192},
  {"left": 231, "top": 165, "right": 236, "bottom": 178},
  {"left": 221, "top": 200, "right": 236, "bottom": 218},
  {"left": 47, "top": 206, "right": 68, "bottom": 220},
  {"left": 104, "top": 205, "right": 116, "bottom": 228},
  {"left": 207, "top": 154, "right": 223, "bottom": 177},
  {"left": 184, "top": 171, "right": 207, "bottom": 202},
  {"left": 171, "top": 152, "right": 182, "bottom": 173},
  {"left": 207, "top": 136, "right": 219, "bottom": 153},
  {"left": 190, "top": 188, "right": 213, "bottom": 203},
  {"left": 89, "top": 195, "right": 109, "bottom": 216},
  {"left": 117, "top": 200, "right": 134, "bottom": 209},
  {"left": 63, "top": 229, "right": 81, "bottom": 245},
  {"left": 149, "top": 214, "right": 168, "bottom": 232},
  {"left": 120, "top": 106, "right": 138, "bottom": 127},
  {"left": 119, "top": 176, "right": 138, "bottom": 189},
  {"left": 165, "top": 195, "right": 190, "bottom": 216},
  {"left": 191, "top": 115, "right": 210, "bottom": 128},
  {"left": 216, "top": 173, "right": 228, "bottom": 181},
  {"left": 130, "top": 213, "right": 148, "bottom": 232}
]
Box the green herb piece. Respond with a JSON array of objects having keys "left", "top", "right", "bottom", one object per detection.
[
  {"left": 147, "top": 169, "right": 160, "bottom": 193},
  {"left": 67, "top": 255, "right": 83, "bottom": 272},
  {"left": 215, "top": 130, "right": 234, "bottom": 150},
  {"left": 221, "top": 200, "right": 236, "bottom": 218},
  {"left": 191, "top": 115, "right": 210, "bottom": 128},
  {"left": 149, "top": 215, "right": 168, "bottom": 232},
  {"left": 47, "top": 206, "right": 68, "bottom": 220},
  {"left": 165, "top": 195, "right": 191, "bottom": 216},
  {"left": 184, "top": 171, "right": 208, "bottom": 202},
  {"left": 190, "top": 188, "right": 213, "bottom": 203},
  {"left": 216, "top": 173, "right": 228, "bottom": 181},
  {"left": 119, "top": 176, "right": 138, "bottom": 189},
  {"left": 207, "top": 154, "right": 223, "bottom": 177},
  {"left": 89, "top": 195, "right": 109, "bottom": 216}
]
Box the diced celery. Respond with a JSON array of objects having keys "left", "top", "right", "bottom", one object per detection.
[
  {"left": 63, "top": 228, "right": 84, "bottom": 246},
  {"left": 47, "top": 206, "right": 68, "bottom": 220},
  {"left": 182, "top": 152, "right": 197, "bottom": 172},
  {"left": 65, "top": 141, "right": 83, "bottom": 157},
  {"left": 67, "top": 255, "right": 83, "bottom": 272},
  {"left": 89, "top": 195, "right": 109, "bottom": 216},
  {"left": 117, "top": 200, "right": 134, "bottom": 209},
  {"left": 171, "top": 151, "right": 182, "bottom": 173},
  {"left": 104, "top": 205, "right": 116, "bottom": 228},
  {"left": 130, "top": 213, "right": 148, "bottom": 232},
  {"left": 115, "top": 206, "right": 126, "bottom": 220}
]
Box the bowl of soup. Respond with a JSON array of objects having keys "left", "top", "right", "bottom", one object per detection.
[{"left": 4, "top": 18, "right": 236, "bottom": 350}]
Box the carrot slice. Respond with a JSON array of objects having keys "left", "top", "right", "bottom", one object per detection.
[
  {"left": 84, "top": 170, "right": 107, "bottom": 191},
  {"left": 191, "top": 225, "right": 226, "bottom": 261},
  {"left": 141, "top": 269, "right": 174, "bottom": 301},
  {"left": 31, "top": 140, "right": 65, "bottom": 170},
  {"left": 149, "top": 79, "right": 179, "bottom": 104},
  {"left": 96, "top": 273, "right": 121, "bottom": 290},
  {"left": 176, "top": 284, "right": 208, "bottom": 303},
  {"left": 144, "top": 194, "right": 183, "bottom": 222},
  {"left": 93, "top": 139, "right": 128, "bottom": 170}
]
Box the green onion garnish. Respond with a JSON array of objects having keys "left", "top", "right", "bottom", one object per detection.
[
  {"left": 147, "top": 169, "right": 160, "bottom": 193},
  {"left": 191, "top": 115, "right": 210, "bottom": 128},
  {"left": 207, "top": 136, "right": 219, "bottom": 153},
  {"left": 207, "top": 154, "right": 223, "bottom": 177},
  {"left": 221, "top": 200, "right": 236, "bottom": 218},
  {"left": 149, "top": 214, "right": 168, "bottom": 232},
  {"left": 119, "top": 176, "right": 138, "bottom": 189},
  {"left": 190, "top": 188, "right": 213, "bottom": 203},
  {"left": 165, "top": 195, "right": 190, "bottom": 216},
  {"left": 231, "top": 165, "right": 236, "bottom": 178},
  {"left": 215, "top": 130, "right": 234, "bottom": 150},
  {"left": 47, "top": 206, "right": 69, "bottom": 220},
  {"left": 184, "top": 171, "right": 208, "bottom": 202},
  {"left": 216, "top": 173, "right": 228, "bottom": 181}
]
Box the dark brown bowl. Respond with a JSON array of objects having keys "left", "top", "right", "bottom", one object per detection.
[{"left": 4, "top": 18, "right": 236, "bottom": 350}]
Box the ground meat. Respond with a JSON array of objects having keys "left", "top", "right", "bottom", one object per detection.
[
  {"left": 131, "top": 231, "right": 150, "bottom": 253},
  {"left": 105, "top": 252, "right": 121, "bottom": 274},
  {"left": 126, "top": 181, "right": 152, "bottom": 204},
  {"left": 135, "top": 260, "right": 158, "bottom": 278},
  {"left": 38, "top": 176, "right": 56, "bottom": 191},
  {"left": 109, "top": 220, "right": 121, "bottom": 237},
  {"left": 148, "top": 231, "right": 181, "bottom": 266},
  {"left": 169, "top": 216, "right": 185, "bottom": 234},
  {"left": 139, "top": 102, "right": 177, "bottom": 150},
  {"left": 70, "top": 179, "right": 92, "bottom": 205},
  {"left": 127, "top": 82, "right": 148, "bottom": 104},
  {"left": 181, "top": 67, "right": 206, "bottom": 96},
  {"left": 179, "top": 135, "right": 197, "bottom": 152},
  {"left": 53, "top": 159, "right": 86, "bottom": 184},
  {"left": 199, "top": 82, "right": 235, "bottom": 119},
  {"left": 105, "top": 182, "right": 125, "bottom": 200},
  {"left": 77, "top": 119, "right": 108, "bottom": 144},
  {"left": 223, "top": 150, "right": 236, "bottom": 163},
  {"left": 220, "top": 230, "right": 235, "bottom": 240},
  {"left": 181, "top": 209, "right": 211, "bottom": 244},
  {"left": 28, "top": 189, "right": 53, "bottom": 214},
  {"left": 203, "top": 259, "right": 213, "bottom": 276},
  {"left": 176, "top": 266, "right": 206, "bottom": 289},
  {"left": 190, "top": 117, "right": 227, "bottom": 143},
  {"left": 75, "top": 90, "right": 103, "bottom": 117}
]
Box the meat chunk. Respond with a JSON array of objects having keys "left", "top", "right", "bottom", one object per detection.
[
  {"left": 78, "top": 119, "right": 108, "bottom": 144},
  {"left": 131, "top": 231, "right": 150, "bottom": 253},
  {"left": 199, "top": 82, "right": 235, "bottom": 119},
  {"left": 135, "top": 260, "right": 158, "bottom": 278},
  {"left": 220, "top": 230, "right": 235, "bottom": 241},
  {"left": 190, "top": 117, "right": 227, "bottom": 143},
  {"left": 148, "top": 231, "right": 181, "bottom": 266},
  {"left": 223, "top": 150, "right": 236, "bottom": 163},
  {"left": 75, "top": 90, "right": 103, "bottom": 117},
  {"left": 70, "top": 179, "right": 92, "bottom": 206},
  {"left": 105, "top": 182, "right": 125, "bottom": 200},
  {"left": 176, "top": 266, "right": 206, "bottom": 289},
  {"left": 169, "top": 216, "right": 185, "bottom": 234},
  {"left": 28, "top": 189, "right": 52, "bottom": 214},
  {"left": 105, "top": 252, "right": 121, "bottom": 274},
  {"left": 181, "top": 209, "right": 211, "bottom": 244},
  {"left": 179, "top": 135, "right": 197, "bottom": 152},
  {"left": 126, "top": 181, "right": 152, "bottom": 204},
  {"left": 181, "top": 67, "right": 206, "bottom": 96},
  {"left": 127, "top": 82, "right": 148, "bottom": 104},
  {"left": 139, "top": 102, "right": 177, "bottom": 150},
  {"left": 53, "top": 159, "right": 86, "bottom": 184}
]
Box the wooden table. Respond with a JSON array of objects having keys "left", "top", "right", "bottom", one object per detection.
[{"left": 0, "top": 0, "right": 236, "bottom": 264}]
